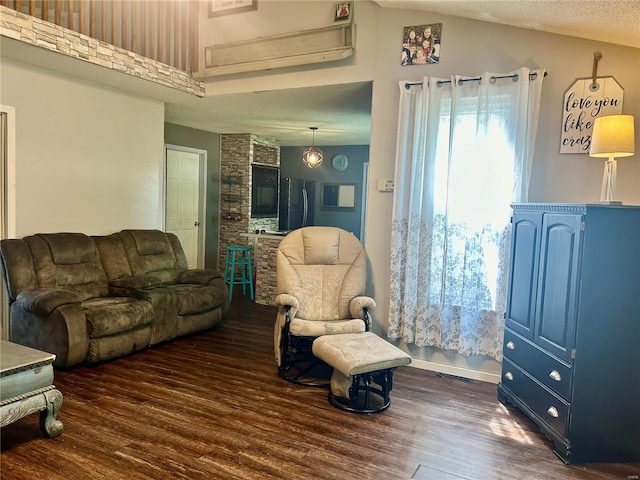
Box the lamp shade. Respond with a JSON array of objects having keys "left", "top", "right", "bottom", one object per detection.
[
  {"left": 303, "top": 146, "right": 323, "bottom": 168},
  {"left": 589, "top": 115, "right": 635, "bottom": 158},
  {"left": 302, "top": 127, "right": 323, "bottom": 168}
]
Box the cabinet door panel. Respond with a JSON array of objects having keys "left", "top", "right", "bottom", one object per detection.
[
  {"left": 534, "top": 214, "right": 582, "bottom": 362},
  {"left": 505, "top": 212, "right": 541, "bottom": 339}
]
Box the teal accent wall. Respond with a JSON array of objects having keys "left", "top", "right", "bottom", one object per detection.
[{"left": 280, "top": 145, "right": 369, "bottom": 239}]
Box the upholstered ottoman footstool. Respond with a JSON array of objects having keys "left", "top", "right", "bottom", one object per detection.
[{"left": 312, "top": 332, "right": 411, "bottom": 413}]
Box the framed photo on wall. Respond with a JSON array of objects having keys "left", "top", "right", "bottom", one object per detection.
[
  {"left": 209, "top": 0, "right": 257, "bottom": 18},
  {"left": 401, "top": 23, "right": 442, "bottom": 66},
  {"left": 335, "top": 2, "right": 352, "bottom": 22}
]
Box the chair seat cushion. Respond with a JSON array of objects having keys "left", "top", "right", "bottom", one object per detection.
[
  {"left": 289, "top": 317, "right": 365, "bottom": 337},
  {"left": 170, "top": 284, "right": 225, "bottom": 316},
  {"left": 83, "top": 297, "right": 154, "bottom": 338}
]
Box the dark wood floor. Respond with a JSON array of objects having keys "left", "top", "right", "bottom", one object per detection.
[{"left": 1, "top": 295, "right": 638, "bottom": 480}]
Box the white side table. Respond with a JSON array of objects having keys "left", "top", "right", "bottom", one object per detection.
[{"left": 0, "top": 340, "right": 63, "bottom": 437}]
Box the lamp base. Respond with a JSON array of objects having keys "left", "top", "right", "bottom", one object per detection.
[{"left": 600, "top": 157, "right": 617, "bottom": 203}]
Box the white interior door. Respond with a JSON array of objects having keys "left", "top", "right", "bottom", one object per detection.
[
  {"left": 164, "top": 145, "right": 207, "bottom": 269},
  {"left": 1, "top": 105, "right": 16, "bottom": 339}
]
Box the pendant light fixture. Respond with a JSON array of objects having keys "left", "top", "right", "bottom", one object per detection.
[{"left": 302, "top": 127, "right": 323, "bottom": 168}]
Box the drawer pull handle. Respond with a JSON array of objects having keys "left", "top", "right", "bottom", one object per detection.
[
  {"left": 547, "top": 406, "right": 559, "bottom": 418},
  {"left": 504, "top": 371, "right": 514, "bottom": 381},
  {"left": 506, "top": 341, "right": 515, "bottom": 350},
  {"left": 549, "top": 370, "right": 561, "bottom": 382}
]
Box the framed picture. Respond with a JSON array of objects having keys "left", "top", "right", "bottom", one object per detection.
[
  {"left": 401, "top": 23, "right": 442, "bottom": 66},
  {"left": 209, "top": 0, "right": 257, "bottom": 18},
  {"left": 334, "top": 2, "right": 352, "bottom": 22},
  {"left": 322, "top": 183, "right": 356, "bottom": 210}
]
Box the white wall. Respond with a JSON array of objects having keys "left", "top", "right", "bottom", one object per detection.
[{"left": 0, "top": 58, "right": 165, "bottom": 236}]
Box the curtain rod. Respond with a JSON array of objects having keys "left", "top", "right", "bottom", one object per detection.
[{"left": 404, "top": 71, "right": 548, "bottom": 89}]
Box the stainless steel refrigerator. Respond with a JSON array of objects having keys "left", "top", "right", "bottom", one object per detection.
[{"left": 279, "top": 178, "right": 315, "bottom": 231}]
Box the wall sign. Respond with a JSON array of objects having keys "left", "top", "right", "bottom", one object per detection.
[{"left": 560, "top": 76, "right": 624, "bottom": 153}]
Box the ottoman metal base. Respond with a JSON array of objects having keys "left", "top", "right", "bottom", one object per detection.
[{"left": 328, "top": 368, "right": 394, "bottom": 414}]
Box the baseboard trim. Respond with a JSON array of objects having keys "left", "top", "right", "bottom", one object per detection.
[{"left": 407, "top": 358, "right": 501, "bottom": 384}]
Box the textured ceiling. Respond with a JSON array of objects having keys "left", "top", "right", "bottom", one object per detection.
[{"left": 374, "top": 1, "right": 640, "bottom": 49}]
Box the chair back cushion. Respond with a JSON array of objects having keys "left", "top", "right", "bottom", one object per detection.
[{"left": 277, "top": 227, "right": 367, "bottom": 321}]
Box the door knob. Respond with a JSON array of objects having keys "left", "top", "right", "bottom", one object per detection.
[{"left": 194, "top": 221, "right": 200, "bottom": 226}]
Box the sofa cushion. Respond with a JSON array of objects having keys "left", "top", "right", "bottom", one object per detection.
[
  {"left": 83, "top": 297, "right": 154, "bottom": 338},
  {"left": 119, "top": 230, "right": 181, "bottom": 283},
  {"left": 93, "top": 234, "right": 133, "bottom": 281},
  {"left": 170, "top": 284, "right": 225, "bottom": 316},
  {"left": 25, "top": 234, "right": 109, "bottom": 300},
  {"left": 130, "top": 230, "right": 173, "bottom": 256},
  {"left": 43, "top": 233, "right": 94, "bottom": 265}
]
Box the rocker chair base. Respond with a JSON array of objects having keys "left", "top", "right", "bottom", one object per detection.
[
  {"left": 279, "top": 334, "right": 332, "bottom": 387},
  {"left": 327, "top": 371, "right": 392, "bottom": 414},
  {"left": 278, "top": 359, "right": 332, "bottom": 387}
]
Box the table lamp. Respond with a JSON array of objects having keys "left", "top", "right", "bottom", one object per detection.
[{"left": 589, "top": 114, "right": 635, "bottom": 204}]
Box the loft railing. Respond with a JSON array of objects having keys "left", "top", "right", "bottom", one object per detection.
[{"left": 1, "top": 0, "right": 199, "bottom": 74}]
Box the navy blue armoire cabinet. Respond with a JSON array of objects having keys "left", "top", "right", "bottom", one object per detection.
[{"left": 498, "top": 203, "right": 640, "bottom": 464}]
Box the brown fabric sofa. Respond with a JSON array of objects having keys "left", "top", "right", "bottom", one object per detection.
[{"left": 0, "top": 230, "right": 229, "bottom": 368}]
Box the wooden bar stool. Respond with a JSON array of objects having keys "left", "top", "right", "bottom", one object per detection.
[{"left": 223, "top": 245, "right": 254, "bottom": 301}]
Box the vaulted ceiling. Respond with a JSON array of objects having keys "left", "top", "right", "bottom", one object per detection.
[{"left": 165, "top": 1, "right": 639, "bottom": 146}]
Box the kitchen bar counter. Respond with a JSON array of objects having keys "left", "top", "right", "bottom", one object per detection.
[{"left": 240, "top": 232, "right": 287, "bottom": 306}]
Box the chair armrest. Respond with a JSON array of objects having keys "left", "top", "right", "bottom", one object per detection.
[
  {"left": 15, "top": 288, "right": 81, "bottom": 316},
  {"left": 177, "top": 269, "right": 221, "bottom": 285},
  {"left": 349, "top": 296, "right": 376, "bottom": 331},
  {"left": 276, "top": 293, "right": 299, "bottom": 312},
  {"left": 349, "top": 296, "right": 376, "bottom": 318}
]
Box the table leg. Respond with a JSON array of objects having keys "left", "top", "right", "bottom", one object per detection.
[{"left": 39, "top": 388, "right": 64, "bottom": 438}]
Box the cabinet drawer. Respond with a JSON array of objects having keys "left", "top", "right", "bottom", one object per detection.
[
  {"left": 503, "top": 329, "right": 572, "bottom": 400},
  {"left": 501, "top": 358, "right": 569, "bottom": 438}
]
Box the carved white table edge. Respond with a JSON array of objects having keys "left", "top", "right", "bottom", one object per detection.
[
  {"left": 0, "top": 385, "right": 64, "bottom": 437},
  {"left": 0, "top": 340, "right": 64, "bottom": 438}
]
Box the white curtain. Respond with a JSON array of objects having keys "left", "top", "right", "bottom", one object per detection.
[{"left": 388, "top": 68, "right": 545, "bottom": 360}]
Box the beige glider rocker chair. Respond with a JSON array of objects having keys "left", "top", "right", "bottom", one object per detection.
[{"left": 274, "top": 226, "right": 375, "bottom": 386}]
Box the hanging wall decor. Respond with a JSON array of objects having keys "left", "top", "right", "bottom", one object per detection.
[
  {"left": 209, "top": 0, "right": 257, "bottom": 18},
  {"left": 560, "top": 53, "right": 624, "bottom": 154},
  {"left": 334, "top": 2, "right": 352, "bottom": 23},
  {"left": 401, "top": 23, "right": 442, "bottom": 66}
]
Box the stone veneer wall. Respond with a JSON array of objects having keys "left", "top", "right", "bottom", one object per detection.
[
  {"left": 219, "top": 134, "right": 280, "bottom": 277},
  {"left": 254, "top": 237, "right": 281, "bottom": 306},
  {"left": 0, "top": 6, "right": 204, "bottom": 97}
]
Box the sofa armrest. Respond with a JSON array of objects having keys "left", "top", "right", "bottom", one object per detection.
[
  {"left": 15, "top": 288, "right": 81, "bottom": 316},
  {"left": 109, "top": 275, "right": 163, "bottom": 290},
  {"left": 176, "top": 269, "right": 221, "bottom": 285}
]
